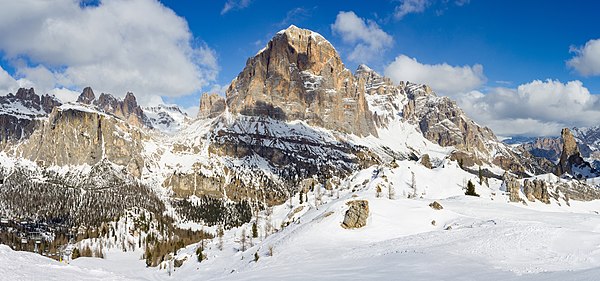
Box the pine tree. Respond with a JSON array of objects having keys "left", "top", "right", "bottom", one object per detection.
[
  {"left": 254, "top": 251, "right": 259, "bottom": 262},
  {"left": 478, "top": 167, "right": 483, "bottom": 185},
  {"left": 411, "top": 171, "right": 417, "bottom": 198},
  {"left": 145, "top": 246, "right": 152, "bottom": 267},
  {"left": 252, "top": 222, "right": 258, "bottom": 238},
  {"left": 299, "top": 190, "right": 304, "bottom": 204},
  {"left": 196, "top": 246, "right": 203, "bottom": 263},
  {"left": 71, "top": 247, "right": 81, "bottom": 259},
  {"left": 465, "top": 180, "right": 479, "bottom": 197}
]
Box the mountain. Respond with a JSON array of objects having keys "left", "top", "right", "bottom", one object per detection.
[
  {"left": 225, "top": 25, "right": 376, "bottom": 137},
  {"left": 1, "top": 25, "right": 600, "bottom": 279},
  {"left": 0, "top": 88, "right": 61, "bottom": 144},
  {"left": 143, "top": 104, "right": 191, "bottom": 133},
  {"left": 510, "top": 127, "right": 600, "bottom": 175},
  {"left": 515, "top": 137, "right": 562, "bottom": 163}
]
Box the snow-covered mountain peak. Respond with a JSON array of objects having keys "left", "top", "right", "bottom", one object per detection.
[{"left": 143, "top": 104, "right": 190, "bottom": 134}]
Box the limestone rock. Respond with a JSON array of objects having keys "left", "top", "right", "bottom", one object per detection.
[
  {"left": 429, "top": 201, "right": 443, "bottom": 210},
  {"left": 198, "top": 93, "right": 226, "bottom": 119},
  {"left": 73, "top": 88, "right": 152, "bottom": 128},
  {"left": 555, "top": 128, "right": 597, "bottom": 178},
  {"left": 225, "top": 25, "right": 376, "bottom": 137},
  {"left": 95, "top": 92, "right": 152, "bottom": 128},
  {"left": 523, "top": 179, "right": 550, "bottom": 204},
  {"left": 342, "top": 200, "right": 369, "bottom": 229},
  {"left": 420, "top": 154, "right": 432, "bottom": 169},
  {"left": 77, "top": 87, "right": 95, "bottom": 105},
  {"left": 502, "top": 173, "right": 521, "bottom": 203},
  {"left": 17, "top": 106, "right": 146, "bottom": 178}
]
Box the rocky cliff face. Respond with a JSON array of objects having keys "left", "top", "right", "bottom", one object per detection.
[
  {"left": 198, "top": 93, "right": 226, "bottom": 119},
  {"left": 225, "top": 25, "right": 376, "bottom": 137},
  {"left": 16, "top": 104, "right": 146, "bottom": 178}
]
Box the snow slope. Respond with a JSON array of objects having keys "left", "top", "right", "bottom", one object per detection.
[
  {"left": 0, "top": 245, "right": 130, "bottom": 280},
  {"left": 5, "top": 160, "right": 600, "bottom": 280}
]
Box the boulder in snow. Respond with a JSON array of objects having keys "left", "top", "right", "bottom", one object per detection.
[{"left": 342, "top": 200, "right": 369, "bottom": 229}]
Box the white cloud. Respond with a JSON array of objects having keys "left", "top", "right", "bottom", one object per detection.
[
  {"left": 384, "top": 55, "right": 486, "bottom": 96},
  {"left": 0, "top": 66, "right": 18, "bottom": 94},
  {"left": 221, "top": 0, "right": 251, "bottom": 15},
  {"left": 455, "top": 80, "right": 600, "bottom": 137},
  {"left": 331, "top": 11, "right": 393, "bottom": 63},
  {"left": 0, "top": 0, "right": 218, "bottom": 106},
  {"left": 0, "top": 65, "right": 35, "bottom": 95},
  {"left": 567, "top": 38, "right": 600, "bottom": 76},
  {"left": 394, "top": 0, "right": 429, "bottom": 19}
]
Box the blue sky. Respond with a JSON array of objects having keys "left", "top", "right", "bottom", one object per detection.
[{"left": 0, "top": 0, "right": 599, "bottom": 136}]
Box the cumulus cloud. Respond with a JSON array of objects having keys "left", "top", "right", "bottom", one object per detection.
[
  {"left": 455, "top": 80, "right": 600, "bottom": 137},
  {"left": 0, "top": 66, "right": 18, "bottom": 94},
  {"left": 0, "top": 65, "right": 35, "bottom": 94},
  {"left": 0, "top": 0, "right": 218, "bottom": 106},
  {"left": 221, "top": 0, "right": 251, "bottom": 15},
  {"left": 567, "top": 38, "right": 600, "bottom": 76},
  {"left": 331, "top": 11, "right": 393, "bottom": 63},
  {"left": 394, "top": 0, "right": 429, "bottom": 19},
  {"left": 384, "top": 55, "right": 486, "bottom": 96}
]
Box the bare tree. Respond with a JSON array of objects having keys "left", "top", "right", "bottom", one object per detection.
[
  {"left": 217, "top": 226, "right": 224, "bottom": 251},
  {"left": 411, "top": 171, "right": 417, "bottom": 198},
  {"left": 240, "top": 229, "right": 247, "bottom": 252},
  {"left": 315, "top": 183, "right": 322, "bottom": 209},
  {"left": 388, "top": 184, "right": 395, "bottom": 200}
]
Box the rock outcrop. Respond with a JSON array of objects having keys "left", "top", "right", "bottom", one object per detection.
[
  {"left": 556, "top": 128, "right": 597, "bottom": 178},
  {"left": 77, "top": 87, "right": 95, "bottom": 105},
  {"left": 95, "top": 92, "right": 152, "bottom": 128},
  {"left": 429, "top": 201, "right": 443, "bottom": 210},
  {"left": 72, "top": 88, "right": 152, "bottom": 128},
  {"left": 502, "top": 173, "right": 521, "bottom": 203},
  {"left": 420, "top": 154, "right": 432, "bottom": 169},
  {"left": 198, "top": 93, "right": 226, "bottom": 119},
  {"left": 523, "top": 179, "right": 550, "bottom": 204},
  {"left": 342, "top": 200, "right": 369, "bottom": 229},
  {"left": 225, "top": 25, "right": 376, "bottom": 137}
]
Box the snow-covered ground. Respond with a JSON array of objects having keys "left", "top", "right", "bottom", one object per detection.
[
  {"left": 0, "top": 244, "right": 128, "bottom": 280},
  {"left": 4, "top": 160, "right": 600, "bottom": 280}
]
